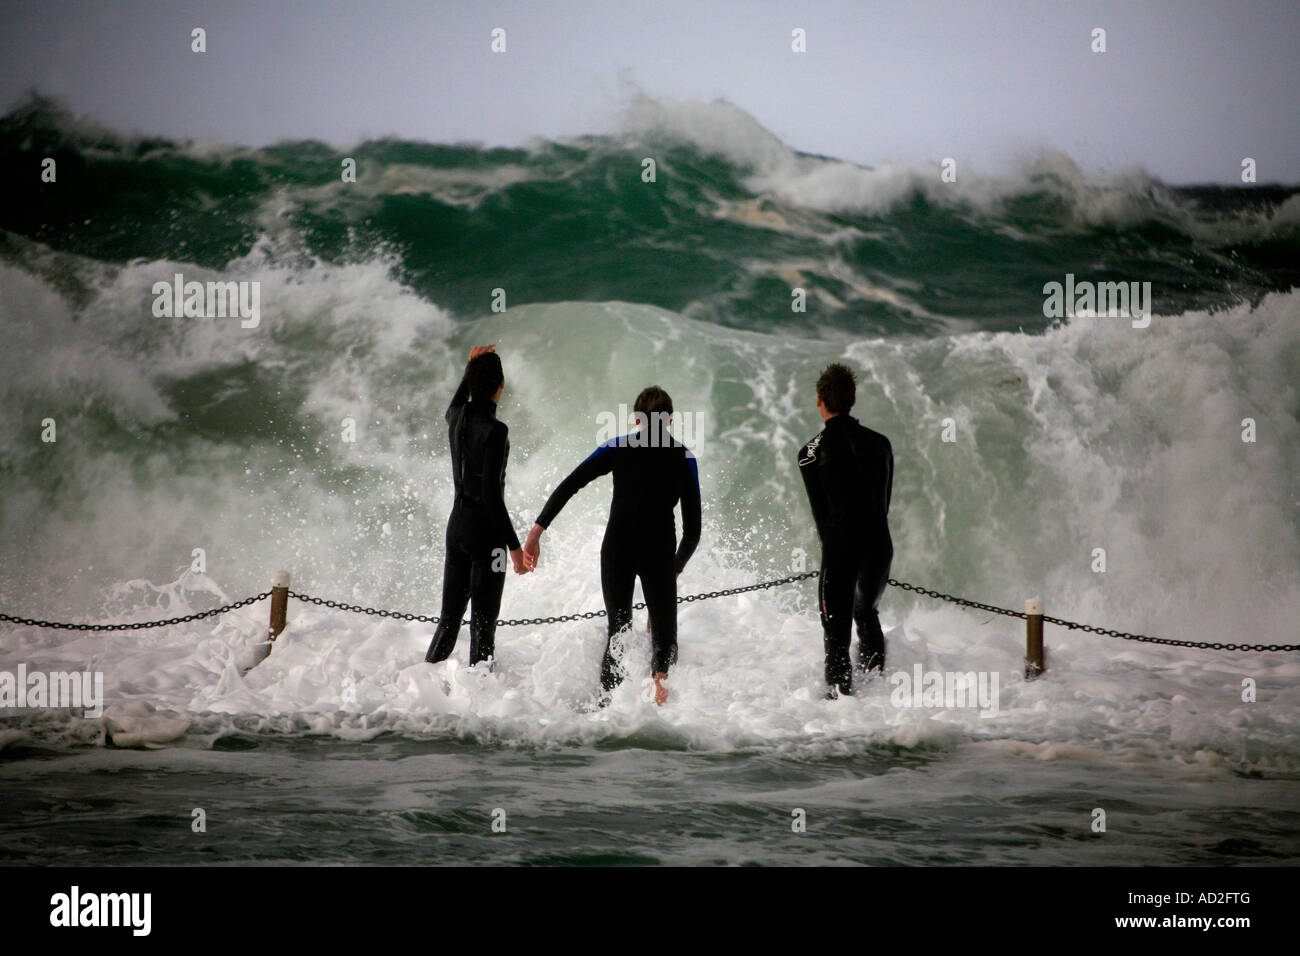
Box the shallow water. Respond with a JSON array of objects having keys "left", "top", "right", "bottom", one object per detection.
[{"left": 4, "top": 729, "right": 1297, "bottom": 866}]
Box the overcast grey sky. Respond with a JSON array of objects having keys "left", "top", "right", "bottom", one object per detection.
[{"left": 1, "top": 0, "right": 1296, "bottom": 183}]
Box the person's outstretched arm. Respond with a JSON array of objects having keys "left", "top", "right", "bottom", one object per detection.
[
  {"left": 674, "top": 449, "right": 701, "bottom": 575},
  {"left": 524, "top": 439, "right": 618, "bottom": 566},
  {"left": 445, "top": 372, "right": 470, "bottom": 425}
]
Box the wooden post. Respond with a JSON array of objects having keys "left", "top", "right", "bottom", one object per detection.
[
  {"left": 269, "top": 571, "right": 290, "bottom": 645},
  {"left": 1025, "top": 597, "right": 1045, "bottom": 679}
]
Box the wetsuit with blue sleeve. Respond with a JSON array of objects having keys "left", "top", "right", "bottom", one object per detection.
[
  {"left": 536, "top": 431, "right": 701, "bottom": 690},
  {"left": 425, "top": 372, "right": 522, "bottom": 666},
  {"left": 798, "top": 413, "right": 893, "bottom": 694}
]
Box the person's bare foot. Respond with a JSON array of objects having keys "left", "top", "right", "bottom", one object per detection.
[{"left": 652, "top": 672, "right": 669, "bottom": 706}]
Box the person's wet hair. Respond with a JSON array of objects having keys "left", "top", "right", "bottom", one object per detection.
[
  {"left": 466, "top": 350, "right": 504, "bottom": 399},
  {"left": 816, "top": 363, "right": 856, "bottom": 415},
  {"left": 634, "top": 385, "right": 673, "bottom": 417}
]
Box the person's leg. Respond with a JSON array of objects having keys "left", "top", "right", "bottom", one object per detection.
[
  {"left": 819, "top": 547, "right": 856, "bottom": 695},
  {"left": 467, "top": 546, "right": 507, "bottom": 667},
  {"left": 852, "top": 548, "right": 891, "bottom": 677},
  {"left": 599, "top": 543, "right": 637, "bottom": 691},
  {"left": 639, "top": 548, "right": 678, "bottom": 677},
  {"left": 425, "top": 538, "right": 472, "bottom": 663}
]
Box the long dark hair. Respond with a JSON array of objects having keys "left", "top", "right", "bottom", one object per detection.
[{"left": 466, "top": 351, "right": 504, "bottom": 400}]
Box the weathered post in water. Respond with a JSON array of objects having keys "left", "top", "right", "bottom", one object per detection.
[
  {"left": 269, "top": 570, "right": 290, "bottom": 645},
  {"left": 1025, "top": 597, "right": 1045, "bottom": 679}
]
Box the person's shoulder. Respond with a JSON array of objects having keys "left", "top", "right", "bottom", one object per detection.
[
  {"left": 855, "top": 418, "right": 891, "bottom": 447},
  {"left": 798, "top": 429, "right": 826, "bottom": 466},
  {"left": 479, "top": 417, "right": 510, "bottom": 448},
  {"left": 589, "top": 434, "right": 624, "bottom": 456}
]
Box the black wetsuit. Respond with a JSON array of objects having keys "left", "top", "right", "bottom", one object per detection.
[
  {"left": 425, "top": 374, "right": 521, "bottom": 666},
  {"left": 536, "top": 430, "right": 701, "bottom": 691},
  {"left": 798, "top": 414, "right": 894, "bottom": 694}
]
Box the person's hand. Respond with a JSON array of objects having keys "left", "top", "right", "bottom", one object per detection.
[
  {"left": 468, "top": 344, "right": 496, "bottom": 362},
  {"left": 509, "top": 548, "right": 531, "bottom": 575},
  {"left": 523, "top": 523, "right": 544, "bottom": 570}
]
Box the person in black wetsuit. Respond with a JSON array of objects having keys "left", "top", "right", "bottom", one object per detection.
[
  {"left": 798, "top": 363, "right": 894, "bottom": 697},
  {"left": 425, "top": 345, "right": 530, "bottom": 668},
  {"left": 523, "top": 386, "right": 701, "bottom": 705}
]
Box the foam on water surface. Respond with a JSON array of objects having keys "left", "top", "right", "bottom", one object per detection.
[{"left": 0, "top": 276, "right": 1296, "bottom": 776}]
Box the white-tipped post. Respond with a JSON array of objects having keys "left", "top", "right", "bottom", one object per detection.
[
  {"left": 1025, "top": 597, "right": 1045, "bottom": 679},
  {"left": 269, "top": 571, "right": 291, "bottom": 647}
]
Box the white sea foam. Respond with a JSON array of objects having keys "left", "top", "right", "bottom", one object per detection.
[{"left": 1, "top": 263, "right": 1295, "bottom": 771}]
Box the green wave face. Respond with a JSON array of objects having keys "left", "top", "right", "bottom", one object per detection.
[{"left": 4, "top": 94, "right": 1298, "bottom": 340}]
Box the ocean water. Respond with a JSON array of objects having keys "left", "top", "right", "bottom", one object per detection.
[{"left": 1, "top": 94, "right": 1298, "bottom": 865}]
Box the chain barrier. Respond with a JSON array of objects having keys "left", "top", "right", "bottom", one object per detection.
[
  {"left": 287, "top": 570, "right": 823, "bottom": 628},
  {"left": 887, "top": 579, "right": 1027, "bottom": 621},
  {"left": 0, "top": 591, "right": 271, "bottom": 633},
  {"left": 884, "top": 580, "right": 1298, "bottom": 652},
  {"left": 1037, "top": 614, "right": 1298, "bottom": 653},
  {"left": 2, "top": 576, "right": 1296, "bottom": 652}
]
